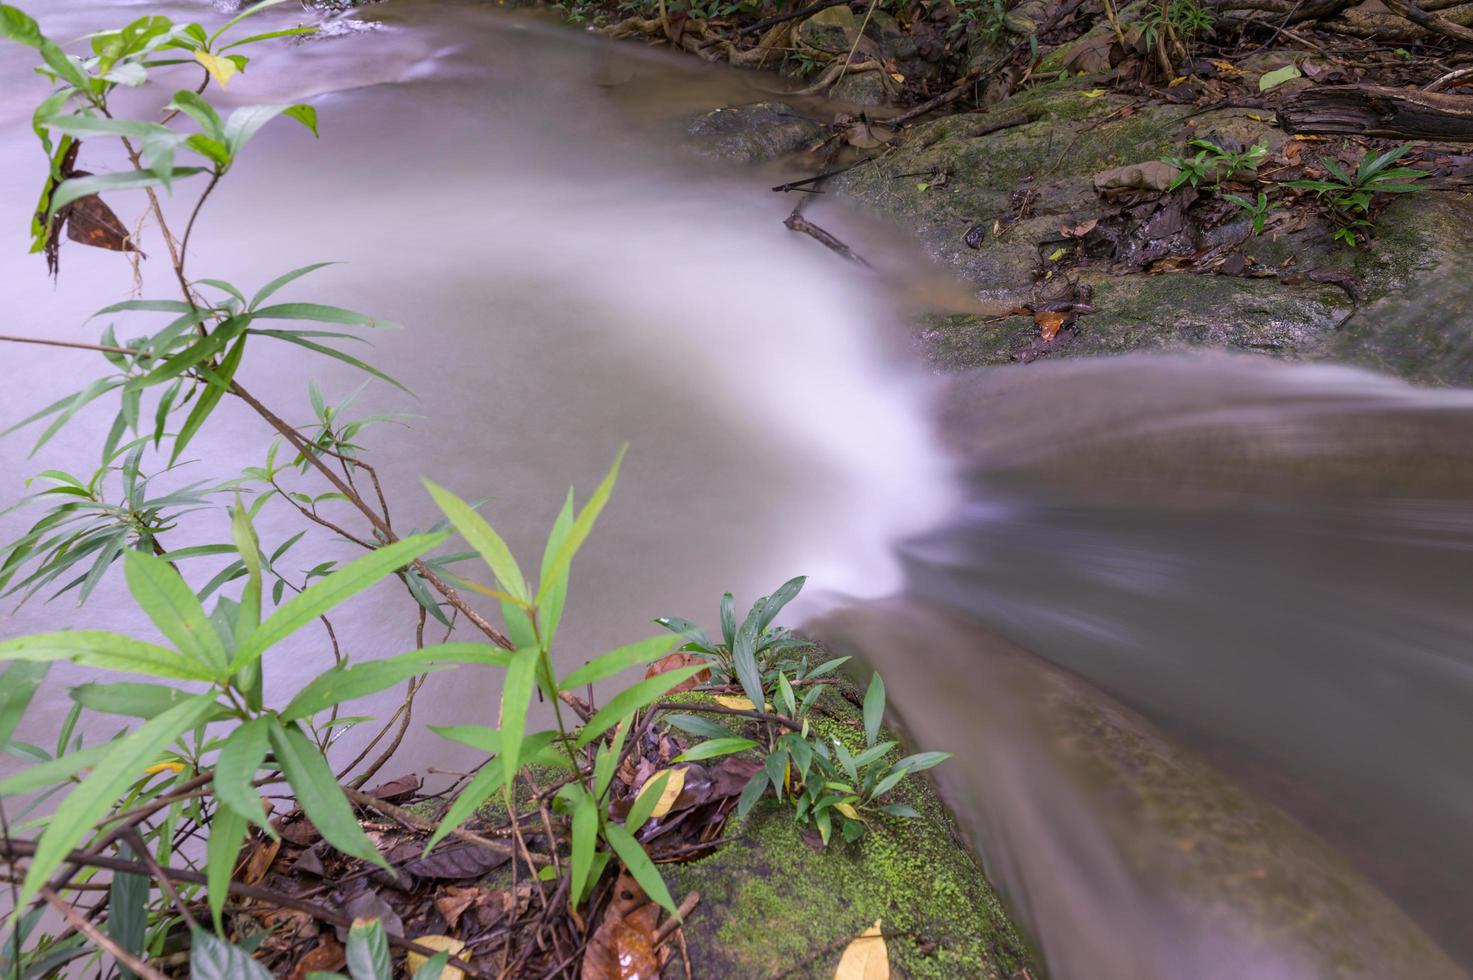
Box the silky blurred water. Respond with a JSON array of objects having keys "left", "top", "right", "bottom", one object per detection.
[{"left": 3, "top": 3, "right": 1473, "bottom": 978}]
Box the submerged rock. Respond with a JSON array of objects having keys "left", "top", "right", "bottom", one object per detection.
[
  {"left": 809, "top": 601, "right": 1467, "bottom": 980},
  {"left": 686, "top": 102, "right": 826, "bottom": 163}
]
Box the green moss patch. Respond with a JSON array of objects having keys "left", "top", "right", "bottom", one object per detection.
[{"left": 665, "top": 688, "right": 1032, "bottom": 978}]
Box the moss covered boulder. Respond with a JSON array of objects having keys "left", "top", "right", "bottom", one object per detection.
[
  {"left": 664, "top": 687, "right": 1034, "bottom": 979},
  {"left": 819, "top": 76, "right": 1473, "bottom": 383}
]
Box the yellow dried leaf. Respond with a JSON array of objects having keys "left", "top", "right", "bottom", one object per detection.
[
  {"left": 634, "top": 766, "right": 687, "bottom": 820},
  {"left": 194, "top": 50, "right": 238, "bottom": 89},
  {"left": 1046, "top": 247, "right": 1067, "bottom": 262},
  {"left": 835, "top": 802, "right": 861, "bottom": 821},
  {"left": 143, "top": 759, "right": 184, "bottom": 776},
  {"left": 834, "top": 920, "right": 889, "bottom": 980},
  {"left": 713, "top": 695, "right": 773, "bottom": 711},
  {"left": 1081, "top": 89, "right": 1106, "bottom": 98},
  {"left": 890, "top": 71, "right": 905, "bottom": 82},
  {"left": 406, "top": 935, "right": 468, "bottom": 980}
]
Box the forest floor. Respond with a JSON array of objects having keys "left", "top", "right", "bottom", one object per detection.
[{"left": 580, "top": 0, "right": 1473, "bottom": 380}]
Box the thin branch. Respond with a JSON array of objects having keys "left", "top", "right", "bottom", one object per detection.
[{"left": 39, "top": 885, "right": 171, "bottom": 980}]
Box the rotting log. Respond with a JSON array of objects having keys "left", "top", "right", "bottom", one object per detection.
[{"left": 1278, "top": 84, "right": 1473, "bottom": 140}]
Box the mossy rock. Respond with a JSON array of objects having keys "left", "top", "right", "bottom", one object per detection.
[{"left": 664, "top": 688, "right": 1034, "bottom": 978}]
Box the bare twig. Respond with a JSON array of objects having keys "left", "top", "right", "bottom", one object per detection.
[{"left": 39, "top": 885, "right": 170, "bottom": 980}]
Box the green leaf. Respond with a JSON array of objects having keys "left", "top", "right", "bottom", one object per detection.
[
  {"left": 560, "top": 634, "right": 679, "bottom": 691},
  {"left": 569, "top": 787, "right": 597, "bottom": 910},
  {"left": 167, "top": 89, "right": 224, "bottom": 142},
  {"left": 236, "top": 532, "right": 445, "bottom": 669},
  {"left": 189, "top": 929, "right": 272, "bottom": 980},
  {"left": 17, "top": 695, "right": 217, "bottom": 912},
  {"left": 731, "top": 616, "right": 764, "bottom": 714},
  {"left": 268, "top": 720, "right": 389, "bottom": 870},
  {"left": 280, "top": 659, "right": 452, "bottom": 722},
  {"left": 661, "top": 714, "right": 735, "bottom": 741},
  {"left": 423, "top": 481, "right": 527, "bottom": 602},
  {"left": 205, "top": 804, "right": 248, "bottom": 932},
  {"left": 213, "top": 717, "right": 274, "bottom": 832},
  {"left": 0, "top": 630, "right": 214, "bottom": 681},
  {"left": 69, "top": 681, "right": 203, "bottom": 719},
  {"left": 892, "top": 750, "right": 950, "bottom": 774},
  {"left": 410, "top": 952, "right": 450, "bottom": 980},
  {"left": 653, "top": 616, "right": 711, "bottom": 649},
  {"left": 674, "top": 737, "right": 758, "bottom": 762},
  {"left": 0, "top": 661, "right": 48, "bottom": 746},
  {"left": 756, "top": 575, "right": 805, "bottom": 631},
  {"left": 48, "top": 168, "right": 207, "bottom": 215},
  {"left": 250, "top": 302, "right": 390, "bottom": 327},
  {"left": 172, "top": 332, "right": 246, "bottom": 464},
  {"left": 283, "top": 103, "right": 318, "bottom": 137},
  {"left": 594, "top": 715, "right": 633, "bottom": 800},
  {"left": 537, "top": 488, "right": 575, "bottom": 650},
  {"left": 248, "top": 262, "right": 337, "bottom": 308},
  {"left": 575, "top": 667, "right": 704, "bottom": 748},
  {"left": 0, "top": 4, "right": 44, "bottom": 47},
  {"left": 344, "top": 917, "right": 392, "bottom": 980},
  {"left": 499, "top": 647, "right": 539, "bottom": 786},
  {"left": 108, "top": 840, "right": 148, "bottom": 980},
  {"left": 248, "top": 330, "right": 407, "bottom": 393},
  {"left": 603, "top": 823, "right": 678, "bottom": 915},
  {"left": 1259, "top": 65, "right": 1303, "bottom": 93},
  {"left": 123, "top": 550, "right": 229, "bottom": 675},
  {"left": 535, "top": 446, "right": 625, "bottom": 606},
  {"left": 851, "top": 740, "right": 897, "bottom": 771},
  {"left": 0, "top": 742, "right": 111, "bottom": 795},
  {"left": 878, "top": 802, "right": 920, "bottom": 818},
  {"left": 863, "top": 673, "right": 885, "bottom": 748},
  {"left": 219, "top": 25, "right": 321, "bottom": 50}
]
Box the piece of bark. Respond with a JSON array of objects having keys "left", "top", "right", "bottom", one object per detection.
[{"left": 1278, "top": 84, "right": 1473, "bottom": 140}]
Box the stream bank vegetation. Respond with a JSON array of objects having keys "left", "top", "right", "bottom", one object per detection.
[
  {"left": 0, "top": 3, "right": 952, "bottom": 977},
  {"left": 540, "top": 0, "right": 1469, "bottom": 365}
]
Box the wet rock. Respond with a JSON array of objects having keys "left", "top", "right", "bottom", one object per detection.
[
  {"left": 663, "top": 686, "right": 1034, "bottom": 979},
  {"left": 796, "top": 4, "right": 857, "bottom": 54},
  {"left": 685, "top": 101, "right": 825, "bottom": 163},
  {"left": 810, "top": 601, "right": 1468, "bottom": 980},
  {"left": 824, "top": 76, "right": 1473, "bottom": 382}
]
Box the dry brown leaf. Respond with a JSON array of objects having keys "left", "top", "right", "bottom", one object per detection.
[
  {"left": 1060, "top": 218, "right": 1098, "bottom": 239},
  {"left": 582, "top": 873, "right": 662, "bottom": 980},
  {"left": 407, "top": 935, "right": 468, "bottom": 980},
  {"left": 834, "top": 920, "right": 889, "bottom": 980},
  {"left": 288, "top": 935, "right": 344, "bottom": 980},
  {"left": 644, "top": 653, "right": 710, "bottom": 693},
  {"left": 240, "top": 836, "right": 281, "bottom": 885},
  {"left": 434, "top": 887, "right": 485, "bottom": 931},
  {"left": 1035, "top": 310, "right": 1068, "bottom": 342}
]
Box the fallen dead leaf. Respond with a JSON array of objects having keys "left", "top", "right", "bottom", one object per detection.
[
  {"left": 288, "top": 935, "right": 344, "bottom": 980},
  {"left": 434, "top": 887, "right": 488, "bottom": 931},
  {"left": 644, "top": 653, "right": 710, "bottom": 694},
  {"left": 1060, "top": 218, "right": 1098, "bottom": 238},
  {"left": 1035, "top": 311, "right": 1068, "bottom": 342},
  {"left": 634, "top": 767, "right": 688, "bottom": 822},
  {"left": 834, "top": 920, "right": 889, "bottom": 980},
  {"left": 712, "top": 695, "right": 772, "bottom": 711},
  {"left": 582, "top": 873, "right": 661, "bottom": 980},
  {"left": 407, "top": 935, "right": 468, "bottom": 980},
  {"left": 240, "top": 836, "right": 281, "bottom": 885}
]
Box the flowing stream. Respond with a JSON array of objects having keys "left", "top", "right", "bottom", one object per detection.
[{"left": 3, "top": 3, "right": 1473, "bottom": 978}]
